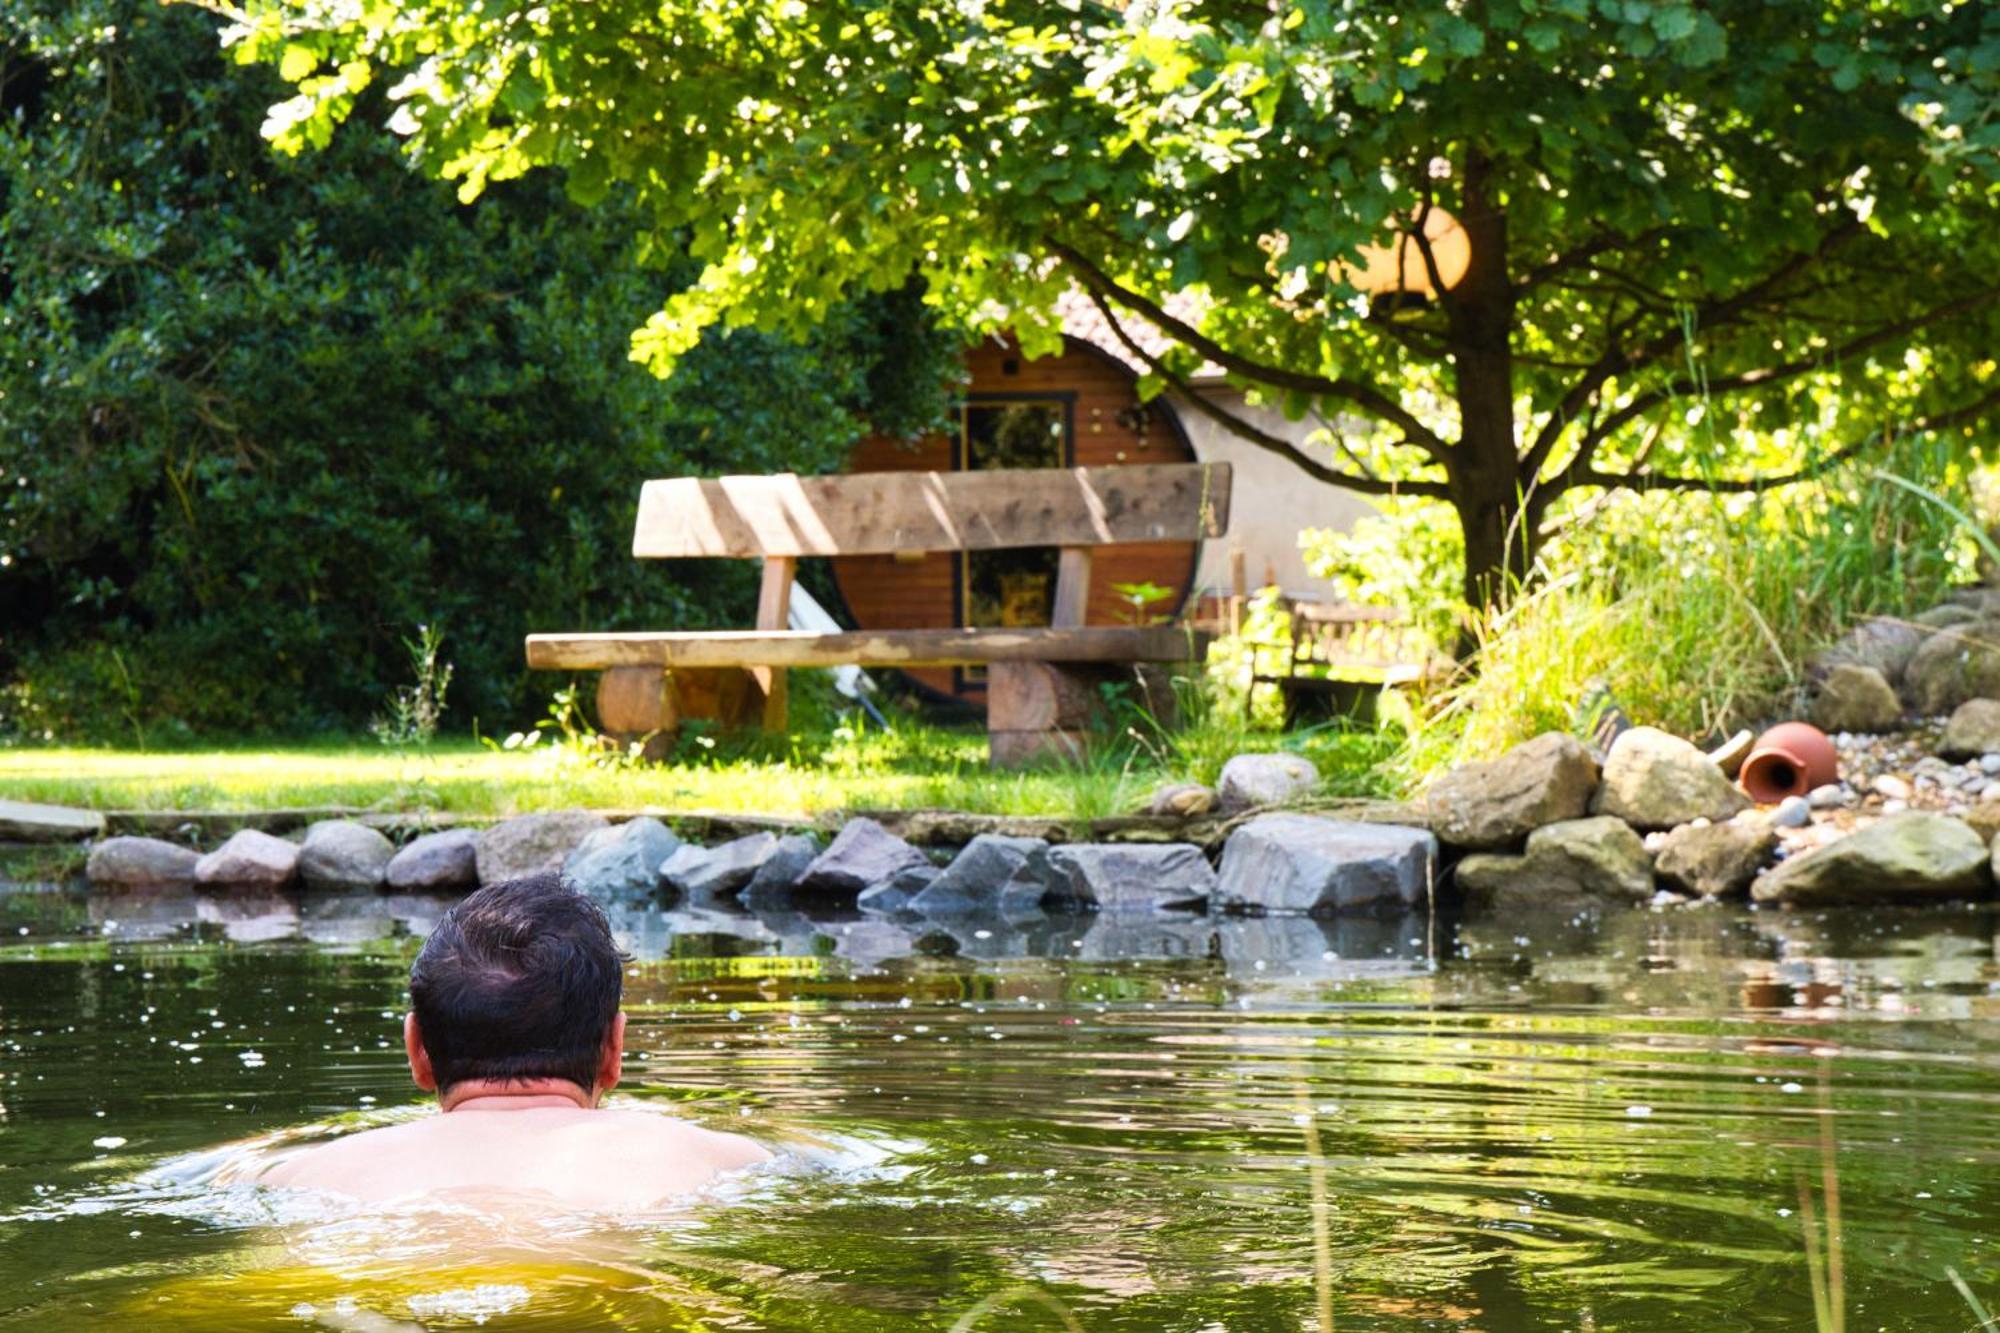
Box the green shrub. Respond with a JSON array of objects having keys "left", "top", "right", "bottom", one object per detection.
[{"left": 0, "top": 0, "right": 957, "bottom": 742}]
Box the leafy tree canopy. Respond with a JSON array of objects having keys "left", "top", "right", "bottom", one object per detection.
[
  {"left": 214, "top": 0, "right": 2000, "bottom": 603},
  {"left": 0, "top": 0, "right": 956, "bottom": 739}
]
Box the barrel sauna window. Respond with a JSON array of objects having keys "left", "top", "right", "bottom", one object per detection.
[
  {"left": 960, "top": 400, "right": 1072, "bottom": 652},
  {"left": 833, "top": 334, "right": 1201, "bottom": 712}
]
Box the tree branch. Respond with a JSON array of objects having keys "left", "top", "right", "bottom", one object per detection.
[
  {"left": 1566, "top": 283, "right": 2000, "bottom": 468},
  {"left": 1046, "top": 237, "right": 1454, "bottom": 460},
  {"left": 1081, "top": 289, "right": 1450, "bottom": 499},
  {"left": 1568, "top": 383, "right": 2000, "bottom": 495}
]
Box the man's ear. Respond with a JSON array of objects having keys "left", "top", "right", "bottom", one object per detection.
[
  {"left": 404, "top": 1012, "right": 438, "bottom": 1093},
  {"left": 596, "top": 1010, "right": 627, "bottom": 1100}
]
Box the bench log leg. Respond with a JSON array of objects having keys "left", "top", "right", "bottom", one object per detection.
[
  {"left": 596, "top": 666, "right": 677, "bottom": 761},
  {"left": 987, "top": 662, "right": 1101, "bottom": 770}
]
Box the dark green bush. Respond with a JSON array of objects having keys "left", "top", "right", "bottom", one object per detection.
[{"left": 0, "top": 0, "right": 956, "bottom": 741}]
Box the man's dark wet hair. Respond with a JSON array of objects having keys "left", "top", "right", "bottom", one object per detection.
[{"left": 408, "top": 873, "right": 624, "bottom": 1095}]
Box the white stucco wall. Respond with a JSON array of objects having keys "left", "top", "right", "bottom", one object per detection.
[{"left": 1170, "top": 388, "right": 1378, "bottom": 600}]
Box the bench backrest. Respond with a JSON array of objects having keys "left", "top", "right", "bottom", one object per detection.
[{"left": 631, "top": 463, "right": 1231, "bottom": 559}]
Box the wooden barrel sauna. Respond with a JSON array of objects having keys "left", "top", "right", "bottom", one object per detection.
[{"left": 830, "top": 334, "right": 1204, "bottom": 711}]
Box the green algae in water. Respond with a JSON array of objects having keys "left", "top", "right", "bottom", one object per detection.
[{"left": 2, "top": 894, "right": 1999, "bottom": 1329}]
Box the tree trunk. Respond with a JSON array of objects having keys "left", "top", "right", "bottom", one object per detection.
[{"left": 1442, "top": 151, "right": 1526, "bottom": 615}]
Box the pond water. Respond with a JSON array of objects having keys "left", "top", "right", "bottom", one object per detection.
[{"left": 1, "top": 878, "right": 1997, "bottom": 1330}]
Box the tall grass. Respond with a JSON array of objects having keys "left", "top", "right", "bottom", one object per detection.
[{"left": 1399, "top": 436, "right": 1984, "bottom": 779}]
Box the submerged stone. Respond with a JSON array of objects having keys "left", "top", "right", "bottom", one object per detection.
[{"left": 1213, "top": 814, "right": 1435, "bottom": 916}]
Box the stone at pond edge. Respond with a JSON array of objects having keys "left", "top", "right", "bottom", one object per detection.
[
  {"left": 910, "top": 835, "right": 1048, "bottom": 916},
  {"left": 1215, "top": 753, "right": 1319, "bottom": 813},
  {"left": 1751, "top": 812, "right": 1991, "bottom": 906},
  {"left": 1903, "top": 619, "right": 2000, "bottom": 715},
  {"left": 475, "top": 810, "right": 610, "bottom": 886},
  {"left": 856, "top": 863, "right": 943, "bottom": 915},
  {"left": 1590, "top": 726, "right": 1749, "bottom": 830},
  {"left": 1456, "top": 816, "right": 1654, "bottom": 907},
  {"left": 740, "top": 835, "right": 828, "bottom": 910},
  {"left": 193, "top": 828, "right": 300, "bottom": 890},
  {"left": 1809, "top": 664, "right": 1903, "bottom": 735},
  {"left": 0, "top": 799, "right": 105, "bottom": 843},
  {"left": 1213, "top": 814, "right": 1436, "bottom": 916},
  {"left": 85, "top": 836, "right": 200, "bottom": 889},
  {"left": 661, "top": 832, "right": 779, "bottom": 898},
  {"left": 1654, "top": 820, "right": 1775, "bottom": 899},
  {"left": 385, "top": 829, "right": 479, "bottom": 892},
  {"left": 1039, "top": 843, "right": 1216, "bottom": 912},
  {"left": 297, "top": 820, "right": 395, "bottom": 891},
  {"left": 793, "top": 818, "right": 931, "bottom": 896},
  {"left": 1145, "top": 782, "right": 1217, "bottom": 819},
  {"left": 1421, "top": 731, "right": 1600, "bottom": 850},
  {"left": 1940, "top": 698, "right": 2000, "bottom": 761},
  {"left": 1809, "top": 616, "right": 1925, "bottom": 687},
  {"left": 564, "top": 817, "right": 680, "bottom": 898}
]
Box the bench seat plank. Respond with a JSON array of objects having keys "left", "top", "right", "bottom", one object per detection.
[{"left": 527, "top": 627, "right": 1207, "bottom": 671}]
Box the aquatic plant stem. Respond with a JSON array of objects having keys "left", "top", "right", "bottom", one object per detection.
[{"left": 1295, "top": 1089, "right": 1337, "bottom": 1333}]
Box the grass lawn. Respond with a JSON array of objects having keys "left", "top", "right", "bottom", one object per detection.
[{"left": 0, "top": 721, "right": 1398, "bottom": 822}]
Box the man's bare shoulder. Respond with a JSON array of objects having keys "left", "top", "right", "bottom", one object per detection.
[{"left": 258, "top": 1107, "right": 770, "bottom": 1205}]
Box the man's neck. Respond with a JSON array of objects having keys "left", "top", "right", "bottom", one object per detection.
[{"left": 439, "top": 1079, "right": 596, "bottom": 1112}]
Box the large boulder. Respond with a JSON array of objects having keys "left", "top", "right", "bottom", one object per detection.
[
  {"left": 564, "top": 817, "right": 679, "bottom": 898},
  {"left": 1456, "top": 815, "right": 1654, "bottom": 907},
  {"left": 1904, "top": 620, "right": 2000, "bottom": 715},
  {"left": 739, "top": 834, "right": 825, "bottom": 909},
  {"left": 384, "top": 828, "right": 480, "bottom": 891},
  {"left": 1216, "top": 753, "right": 1319, "bottom": 813},
  {"left": 1654, "top": 819, "right": 1776, "bottom": 899},
  {"left": 1939, "top": 698, "right": 2000, "bottom": 760},
  {"left": 1809, "top": 664, "right": 1903, "bottom": 735},
  {"left": 1039, "top": 843, "right": 1215, "bottom": 912},
  {"left": 1810, "top": 616, "right": 1926, "bottom": 687},
  {"left": 1751, "top": 813, "right": 1991, "bottom": 905},
  {"left": 1590, "top": 726, "right": 1749, "bottom": 829},
  {"left": 85, "top": 836, "right": 199, "bottom": 889},
  {"left": 193, "top": 829, "right": 300, "bottom": 890},
  {"left": 661, "top": 832, "right": 779, "bottom": 898},
  {"left": 1214, "top": 814, "right": 1436, "bottom": 916},
  {"left": 794, "top": 818, "right": 931, "bottom": 896},
  {"left": 297, "top": 820, "right": 395, "bottom": 891},
  {"left": 910, "top": 835, "right": 1048, "bottom": 915},
  {"left": 475, "top": 810, "right": 610, "bottom": 885},
  {"left": 1421, "top": 732, "right": 1599, "bottom": 850},
  {"left": 0, "top": 799, "right": 105, "bottom": 843}
]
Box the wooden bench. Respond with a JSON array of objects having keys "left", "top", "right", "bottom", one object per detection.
[{"left": 525, "top": 462, "right": 1232, "bottom": 767}]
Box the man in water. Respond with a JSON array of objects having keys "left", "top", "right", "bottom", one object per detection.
[{"left": 261, "top": 874, "right": 769, "bottom": 1208}]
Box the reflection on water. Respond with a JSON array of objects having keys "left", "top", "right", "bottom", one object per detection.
[{"left": 1, "top": 877, "right": 1998, "bottom": 1329}]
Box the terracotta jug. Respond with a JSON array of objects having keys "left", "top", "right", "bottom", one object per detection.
[{"left": 1738, "top": 722, "right": 1839, "bottom": 803}]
